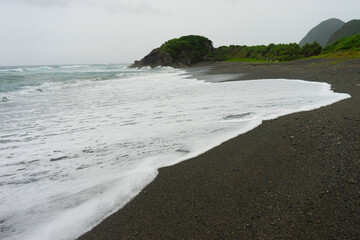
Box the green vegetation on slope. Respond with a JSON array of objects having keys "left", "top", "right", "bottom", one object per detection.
[
  {"left": 160, "top": 35, "right": 215, "bottom": 64},
  {"left": 324, "top": 33, "right": 360, "bottom": 52},
  {"left": 216, "top": 42, "right": 322, "bottom": 62},
  {"left": 217, "top": 33, "right": 360, "bottom": 63},
  {"left": 326, "top": 20, "right": 360, "bottom": 46}
]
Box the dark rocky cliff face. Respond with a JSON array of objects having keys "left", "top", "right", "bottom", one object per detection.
[
  {"left": 131, "top": 48, "right": 173, "bottom": 68},
  {"left": 130, "top": 35, "right": 215, "bottom": 68}
]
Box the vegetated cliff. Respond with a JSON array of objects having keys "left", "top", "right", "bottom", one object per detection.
[
  {"left": 326, "top": 19, "right": 360, "bottom": 46},
  {"left": 299, "top": 18, "right": 344, "bottom": 47},
  {"left": 215, "top": 42, "right": 322, "bottom": 62},
  {"left": 131, "top": 35, "right": 215, "bottom": 68},
  {"left": 324, "top": 33, "right": 360, "bottom": 52}
]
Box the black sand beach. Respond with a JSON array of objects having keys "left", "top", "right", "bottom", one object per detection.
[{"left": 79, "top": 57, "right": 360, "bottom": 239}]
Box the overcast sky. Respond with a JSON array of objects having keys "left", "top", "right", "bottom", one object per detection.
[{"left": 0, "top": 0, "right": 359, "bottom": 66}]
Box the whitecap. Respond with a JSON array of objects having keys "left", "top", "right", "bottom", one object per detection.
[
  {"left": 25, "top": 66, "right": 53, "bottom": 71},
  {"left": 60, "top": 65, "right": 82, "bottom": 69},
  {"left": 0, "top": 68, "right": 24, "bottom": 73}
]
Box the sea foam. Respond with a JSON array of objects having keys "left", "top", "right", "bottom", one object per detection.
[{"left": 0, "top": 65, "right": 350, "bottom": 240}]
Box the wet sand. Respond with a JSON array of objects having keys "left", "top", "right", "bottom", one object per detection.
[{"left": 79, "top": 57, "right": 360, "bottom": 239}]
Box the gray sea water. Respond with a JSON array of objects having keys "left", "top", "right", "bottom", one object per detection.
[{"left": 0, "top": 64, "right": 350, "bottom": 240}]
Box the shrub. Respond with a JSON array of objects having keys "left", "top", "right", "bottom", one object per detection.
[{"left": 160, "top": 35, "right": 215, "bottom": 63}]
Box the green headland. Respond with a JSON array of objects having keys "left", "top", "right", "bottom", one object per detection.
[{"left": 131, "top": 18, "right": 360, "bottom": 68}]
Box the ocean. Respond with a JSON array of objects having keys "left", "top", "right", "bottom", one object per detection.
[{"left": 0, "top": 64, "right": 350, "bottom": 240}]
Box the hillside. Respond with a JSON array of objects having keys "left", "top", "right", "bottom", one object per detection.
[
  {"left": 324, "top": 33, "right": 360, "bottom": 52},
  {"left": 326, "top": 19, "right": 360, "bottom": 46},
  {"left": 299, "top": 18, "right": 344, "bottom": 47}
]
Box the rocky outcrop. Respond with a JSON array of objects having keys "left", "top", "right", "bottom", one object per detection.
[
  {"left": 130, "top": 35, "right": 215, "bottom": 68},
  {"left": 131, "top": 48, "right": 173, "bottom": 68}
]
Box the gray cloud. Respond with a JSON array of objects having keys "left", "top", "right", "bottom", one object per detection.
[
  {"left": 0, "top": 0, "right": 70, "bottom": 7},
  {"left": 100, "top": 1, "right": 161, "bottom": 15},
  {"left": 1, "top": 0, "right": 359, "bottom": 66},
  {"left": 0, "top": 0, "right": 160, "bottom": 14}
]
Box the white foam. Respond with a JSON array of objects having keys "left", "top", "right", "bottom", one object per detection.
[
  {"left": 60, "top": 65, "right": 82, "bottom": 69},
  {"left": 25, "top": 66, "right": 53, "bottom": 71},
  {"left": 0, "top": 68, "right": 24, "bottom": 72},
  {"left": 0, "top": 67, "right": 350, "bottom": 240}
]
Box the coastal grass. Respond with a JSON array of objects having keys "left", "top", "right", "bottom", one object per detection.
[
  {"left": 312, "top": 50, "right": 360, "bottom": 59},
  {"left": 225, "top": 58, "right": 271, "bottom": 63},
  {"left": 307, "top": 50, "right": 360, "bottom": 66},
  {"left": 226, "top": 50, "right": 360, "bottom": 64}
]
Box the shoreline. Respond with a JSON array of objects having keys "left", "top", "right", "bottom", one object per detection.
[{"left": 79, "top": 57, "right": 360, "bottom": 239}]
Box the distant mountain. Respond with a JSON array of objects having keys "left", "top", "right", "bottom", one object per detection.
[
  {"left": 326, "top": 19, "right": 360, "bottom": 46},
  {"left": 299, "top": 18, "right": 345, "bottom": 47}
]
